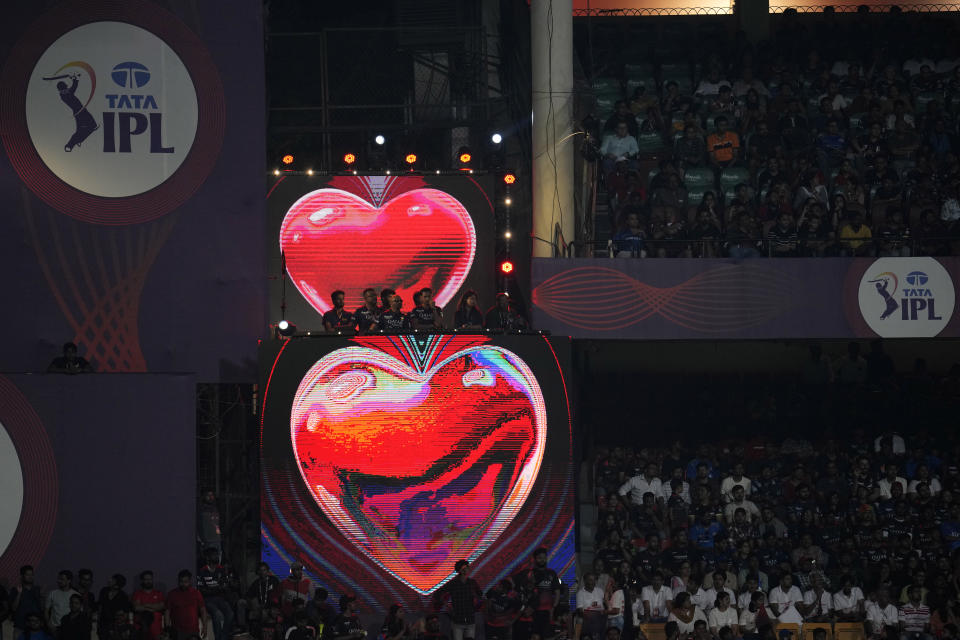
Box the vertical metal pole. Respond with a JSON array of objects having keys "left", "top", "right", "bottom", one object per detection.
[{"left": 532, "top": 0, "right": 575, "bottom": 257}]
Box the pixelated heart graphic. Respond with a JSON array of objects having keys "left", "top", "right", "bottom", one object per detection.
[
  {"left": 290, "top": 344, "right": 547, "bottom": 594},
  {"left": 280, "top": 188, "right": 477, "bottom": 315}
]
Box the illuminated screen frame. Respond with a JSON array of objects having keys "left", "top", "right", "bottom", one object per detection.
[
  {"left": 266, "top": 174, "right": 496, "bottom": 330},
  {"left": 259, "top": 334, "right": 575, "bottom": 609}
]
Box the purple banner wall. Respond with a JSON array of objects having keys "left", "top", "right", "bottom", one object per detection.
[
  {"left": 0, "top": 0, "right": 265, "bottom": 381},
  {"left": 532, "top": 257, "right": 960, "bottom": 339},
  {"left": 0, "top": 373, "right": 195, "bottom": 590}
]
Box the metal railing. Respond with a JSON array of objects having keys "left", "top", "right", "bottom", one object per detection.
[{"left": 573, "top": 235, "right": 960, "bottom": 258}]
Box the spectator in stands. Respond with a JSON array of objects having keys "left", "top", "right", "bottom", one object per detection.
[
  {"left": 484, "top": 293, "right": 526, "bottom": 331},
  {"left": 197, "top": 549, "right": 236, "bottom": 640},
  {"left": 605, "top": 101, "right": 639, "bottom": 139},
  {"left": 166, "top": 570, "right": 208, "bottom": 640},
  {"left": 867, "top": 589, "right": 900, "bottom": 640},
  {"left": 280, "top": 563, "right": 312, "bottom": 620},
  {"left": 915, "top": 209, "right": 948, "bottom": 256},
  {"left": 838, "top": 211, "right": 873, "bottom": 256},
  {"left": 667, "top": 592, "right": 706, "bottom": 636},
  {"left": 767, "top": 212, "right": 799, "bottom": 257},
  {"left": 132, "top": 571, "right": 165, "bottom": 640},
  {"left": 59, "top": 595, "right": 91, "bottom": 640},
  {"left": 641, "top": 572, "right": 672, "bottom": 622},
  {"left": 746, "top": 122, "right": 782, "bottom": 171},
  {"left": 46, "top": 571, "right": 77, "bottom": 635},
  {"left": 47, "top": 342, "right": 92, "bottom": 374},
  {"left": 877, "top": 209, "right": 911, "bottom": 257},
  {"left": 675, "top": 125, "right": 706, "bottom": 168},
  {"left": 11, "top": 566, "right": 43, "bottom": 638},
  {"left": 454, "top": 291, "right": 484, "bottom": 330},
  {"left": 695, "top": 69, "right": 731, "bottom": 98},
  {"left": 600, "top": 124, "right": 639, "bottom": 176},
  {"left": 332, "top": 596, "right": 365, "bottom": 640},
  {"left": 17, "top": 614, "right": 53, "bottom": 640},
  {"left": 96, "top": 574, "right": 130, "bottom": 640},
  {"left": 649, "top": 208, "right": 688, "bottom": 258},
  {"left": 688, "top": 207, "right": 722, "bottom": 258},
  {"left": 575, "top": 573, "right": 606, "bottom": 639},
  {"left": 706, "top": 117, "right": 741, "bottom": 169},
  {"left": 724, "top": 486, "right": 760, "bottom": 523},
  {"left": 768, "top": 574, "right": 804, "bottom": 625},
  {"left": 613, "top": 212, "right": 646, "bottom": 258},
  {"left": 707, "top": 592, "right": 738, "bottom": 638}
]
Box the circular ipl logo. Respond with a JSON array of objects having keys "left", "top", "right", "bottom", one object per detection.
[
  {"left": 0, "top": 419, "right": 25, "bottom": 557},
  {"left": 25, "top": 22, "right": 198, "bottom": 198},
  {"left": 0, "top": 0, "right": 225, "bottom": 224},
  {"left": 857, "top": 257, "right": 955, "bottom": 338}
]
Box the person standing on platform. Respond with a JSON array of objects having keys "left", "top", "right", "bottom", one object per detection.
[
  {"left": 323, "top": 290, "right": 355, "bottom": 333},
  {"left": 434, "top": 561, "right": 483, "bottom": 640}
]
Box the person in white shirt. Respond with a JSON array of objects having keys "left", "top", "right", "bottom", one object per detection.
[
  {"left": 694, "top": 69, "right": 731, "bottom": 97},
  {"left": 907, "top": 465, "right": 942, "bottom": 496},
  {"left": 723, "top": 486, "right": 761, "bottom": 523},
  {"left": 618, "top": 463, "right": 663, "bottom": 507},
  {"left": 660, "top": 467, "right": 691, "bottom": 504},
  {"left": 878, "top": 464, "right": 908, "bottom": 500},
  {"left": 720, "top": 464, "right": 751, "bottom": 503},
  {"left": 866, "top": 589, "right": 900, "bottom": 639},
  {"left": 874, "top": 432, "right": 906, "bottom": 454},
  {"left": 768, "top": 574, "right": 804, "bottom": 625},
  {"left": 600, "top": 123, "right": 639, "bottom": 175},
  {"left": 800, "top": 575, "right": 832, "bottom": 622},
  {"left": 667, "top": 592, "right": 708, "bottom": 636},
  {"left": 707, "top": 591, "right": 739, "bottom": 637},
  {"left": 739, "top": 591, "right": 774, "bottom": 634},
  {"left": 701, "top": 572, "right": 736, "bottom": 614},
  {"left": 671, "top": 561, "right": 693, "bottom": 598},
  {"left": 576, "top": 573, "right": 608, "bottom": 639},
  {"left": 46, "top": 570, "right": 79, "bottom": 630},
  {"left": 641, "top": 572, "right": 673, "bottom": 622},
  {"left": 833, "top": 576, "right": 865, "bottom": 622}
]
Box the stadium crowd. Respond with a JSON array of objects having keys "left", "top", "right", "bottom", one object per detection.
[
  {"left": 588, "top": 424, "right": 960, "bottom": 640},
  {"left": 586, "top": 10, "right": 960, "bottom": 258}
]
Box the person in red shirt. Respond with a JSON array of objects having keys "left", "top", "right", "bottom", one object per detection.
[
  {"left": 166, "top": 570, "right": 208, "bottom": 639},
  {"left": 132, "top": 571, "right": 166, "bottom": 640},
  {"left": 280, "top": 563, "right": 313, "bottom": 619}
]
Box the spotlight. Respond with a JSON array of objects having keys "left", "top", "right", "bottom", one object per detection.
[
  {"left": 505, "top": 197, "right": 513, "bottom": 206},
  {"left": 343, "top": 153, "right": 356, "bottom": 166},
  {"left": 405, "top": 153, "right": 418, "bottom": 165},
  {"left": 273, "top": 169, "right": 280, "bottom": 176},
  {"left": 306, "top": 169, "right": 314, "bottom": 176},
  {"left": 491, "top": 133, "right": 503, "bottom": 144},
  {"left": 505, "top": 230, "right": 512, "bottom": 239},
  {"left": 500, "top": 260, "right": 514, "bottom": 274},
  {"left": 282, "top": 154, "right": 294, "bottom": 165},
  {"left": 503, "top": 173, "right": 516, "bottom": 184},
  {"left": 277, "top": 320, "right": 296, "bottom": 336},
  {"left": 374, "top": 135, "right": 386, "bottom": 146}
]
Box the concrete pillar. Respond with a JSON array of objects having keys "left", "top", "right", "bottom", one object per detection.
[{"left": 531, "top": 0, "right": 575, "bottom": 257}]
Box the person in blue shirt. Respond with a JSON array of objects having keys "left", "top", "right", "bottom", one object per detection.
[
  {"left": 16, "top": 614, "right": 52, "bottom": 640},
  {"left": 613, "top": 212, "right": 646, "bottom": 257}
]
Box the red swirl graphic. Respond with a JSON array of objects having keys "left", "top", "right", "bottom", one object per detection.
[{"left": 532, "top": 264, "right": 799, "bottom": 332}]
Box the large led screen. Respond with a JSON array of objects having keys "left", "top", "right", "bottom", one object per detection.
[
  {"left": 267, "top": 174, "right": 495, "bottom": 329},
  {"left": 260, "top": 334, "right": 574, "bottom": 609}
]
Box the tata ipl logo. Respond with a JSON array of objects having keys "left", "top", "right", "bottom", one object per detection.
[
  {"left": 858, "top": 258, "right": 955, "bottom": 337},
  {"left": 25, "top": 22, "right": 199, "bottom": 198}
]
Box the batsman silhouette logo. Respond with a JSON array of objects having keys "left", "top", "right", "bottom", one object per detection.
[
  {"left": 25, "top": 22, "right": 199, "bottom": 198},
  {"left": 857, "top": 257, "right": 955, "bottom": 338}
]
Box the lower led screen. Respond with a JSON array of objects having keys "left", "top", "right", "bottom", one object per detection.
[
  {"left": 267, "top": 175, "right": 495, "bottom": 329},
  {"left": 260, "top": 335, "right": 574, "bottom": 608}
]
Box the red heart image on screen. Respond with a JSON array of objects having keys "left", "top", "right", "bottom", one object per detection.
[
  {"left": 290, "top": 344, "right": 547, "bottom": 594},
  {"left": 280, "top": 188, "right": 477, "bottom": 315}
]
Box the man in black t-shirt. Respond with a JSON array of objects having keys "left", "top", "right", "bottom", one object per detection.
[
  {"left": 379, "top": 295, "right": 411, "bottom": 333},
  {"left": 323, "top": 290, "right": 355, "bottom": 333},
  {"left": 521, "top": 549, "right": 560, "bottom": 639},
  {"left": 332, "top": 596, "right": 365, "bottom": 640},
  {"left": 353, "top": 288, "right": 380, "bottom": 334},
  {"left": 410, "top": 288, "right": 444, "bottom": 331},
  {"left": 434, "top": 560, "right": 483, "bottom": 640},
  {"left": 48, "top": 342, "right": 92, "bottom": 374},
  {"left": 484, "top": 294, "right": 526, "bottom": 331}
]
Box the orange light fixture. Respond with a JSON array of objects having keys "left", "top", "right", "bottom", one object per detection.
[
  {"left": 405, "top": 153, "right": 418, "bottom": 165},
  {"left": 343, "top": 153, "right": 356, "bottom": 165},
  {"left": 500, "top": 260, "right": 514, "bottom": 274},
  {"left": 281, "top": 154, "right": 294, "bottom": 165},
  {"left": 503, "top": 173, "right": 516, "bottom": 184}
]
